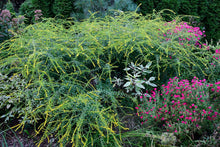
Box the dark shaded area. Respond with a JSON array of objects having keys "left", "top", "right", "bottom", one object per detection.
[
  {"left": 0, "top": 0, "right": 25, "bottom": 12},
  {"left": 0, "top": 0, "right": 7, "bottom": 11},
  {"left": 10, "top": 0, "right": 26, "bottom": 12}
]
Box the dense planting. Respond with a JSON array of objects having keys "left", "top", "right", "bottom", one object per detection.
[
  {"left": 0, "top": 9, "right": 219, "bottom": 146},
  {"left": 136, "top": 77, "right": 220, "bottom": 136}
]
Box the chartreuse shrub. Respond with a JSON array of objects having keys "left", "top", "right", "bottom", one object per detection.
[
  {"left": 205, "top": 44, "right": 220, "bottom": 82},
  {"left": 0, "top": 11, "right": 214, "bottom": 146}
]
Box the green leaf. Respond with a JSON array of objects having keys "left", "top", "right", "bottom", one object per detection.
[
  {"left": 148, "top": 82, "right": 157, "bottom": 87},
  {"left": 124, "top": 68, "right": 130, "bottom": 71},
  {"left": 145, "top": 62, "right": 152, "bottom": 69},
  {"left": 123, "top": 82, "right": 131, "bottom": 87},
  {"left": 149, "top": 77, "right": 155, "bottom": 81},
  {"left": 136, "top": 83, "right": 145, "bottom": 89}
]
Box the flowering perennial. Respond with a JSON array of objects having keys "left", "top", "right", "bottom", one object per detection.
[{"left": 136, "top": 77, "right": 220, "bottom": 135}]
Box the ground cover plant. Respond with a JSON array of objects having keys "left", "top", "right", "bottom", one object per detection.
[
  {"left": 136, "top": 77, "right": 220, "bottom": 145},
  {"left": 0, "top": 10, "right": 219, "bottom": 146}
]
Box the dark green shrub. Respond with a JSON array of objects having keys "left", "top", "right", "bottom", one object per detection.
[
  {"left": 5, "top": 0, "right": 16, "bottom": 17},
  {"left": 32, "top": 0, "right": 54, "bottom": 17},
  {"left": 52, "top": 0, "right": 74, "bottom": 18},
  {"left": 0, "top": 0, "right": 7, "bottom": 11},
  {"left": 19, "top": 0, "right": 35, "bottom": 24}
]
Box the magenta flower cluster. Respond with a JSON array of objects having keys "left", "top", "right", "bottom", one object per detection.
[
  {"left": 136, "top": 77, "right": 220, "bottom": 135},
  {"left": 211, "top": 48, "right": 220, "bottom": 67},
  {"left": 160, "top": 20, "right": 206, "bottom": 49}
]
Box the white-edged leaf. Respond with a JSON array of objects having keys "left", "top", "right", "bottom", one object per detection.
[
  {"left": 145, "top": 62, "right": 152, "bottom": 68},
  {"left": 123, "top": 82, "right": 131, "bottom": 87},
  {"left": 149, "top": 82, "right": 157, "bottom": 87},
  {"left": 124, "top": 68, "right": 130, "bottom": 71},
  {"left": 136, "top": 83, "right": 145, "bottom": 89},
  {"left": 149, "top": 77, "right": 155, "bottom": 81}
]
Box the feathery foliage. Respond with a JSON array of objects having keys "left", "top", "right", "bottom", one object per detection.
[{"left": 0, "top": 11, "right": 215, "bottom": 146}]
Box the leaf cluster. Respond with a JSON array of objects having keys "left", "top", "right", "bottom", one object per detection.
[{"left": 113, "top": 62, "right": 156, "bottom": 96}]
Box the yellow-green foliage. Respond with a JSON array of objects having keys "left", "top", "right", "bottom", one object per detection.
[{"left": 0, "top": 11, "right": 211, "bottom": 146}]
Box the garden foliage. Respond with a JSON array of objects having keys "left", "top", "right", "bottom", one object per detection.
[
  {"left": 136, "top": 77, "right": 220, "bottom": 144},
  {"left": 0, "top": 9, "right": 25, "bottom": 43},
  {"left": 134, "top": 0, "right": 220, "bottom": 44},
  {"left": 0, "top": 10, "right": 219, "bottom": 146}
]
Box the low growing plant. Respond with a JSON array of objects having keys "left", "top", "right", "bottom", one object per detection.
[{"left": 136, "top": 77, "right": 220, "bottom": 143}]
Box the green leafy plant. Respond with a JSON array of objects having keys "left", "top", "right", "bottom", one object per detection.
[
  {"left": 5, "top": 0, "right": 16, "bottom": 17},
  {"left": 31, "top": 0, "right": 54, "bottom": 18},
  {"left": 0, "top": 9, "right": 25, "bottom": 43},
  {"left": 205, "top": 43, "right": 220, "bottom": 82},
  {"left": 0, "top": 11, "right": 215, "bottom": 146},
  {"left": 19, "top": 0, "right": 35, "bottom": 24},
  {"left": 52, "top": 0, "right": 74, "bottom": 18},
  {"left": 113, "top": 62, "right": 156, "bottom": 96}
]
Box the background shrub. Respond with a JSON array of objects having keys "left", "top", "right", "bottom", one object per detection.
[
  {"left": 31, "top": 0, "right": 55, "bottom": 17},
  {"left": 5, "top": 1, "right": 16, "bottom": 17},
  {"left": 19, "top": 0, "right": 35, "bottom": 24},
  {"left": 134, "top": 0, "right": 220, "bottom": 44},
  {"left": 52, "top": 0, "right": 75, "bottom": 18}
]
